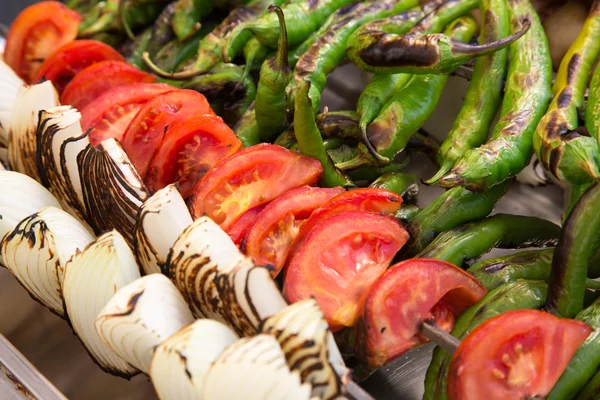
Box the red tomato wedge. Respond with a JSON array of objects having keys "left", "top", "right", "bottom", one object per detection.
[
  {"left": 4, "top": 1, "right": 80, "bottom": 83},
  {"left": 283, "top": 211, "right": 409, "bottom": 331},
  {"left": 62, "top": 61, "right": 156, "bottom": 110},
  {"left": 448, "top": 309, "right": 591, "bottom": 400},
  {"left": 33, "top": 40, "right": 125, "bottom": 93},
  {"left": 244, "top": 186, "right": 345, "bottom": 276},
  {"left": 145, "top": 114, "right": 242, "bottom": 199},
  {"left": 227, "top": 205, "right": 267, "bottom": 246},
  {"left": 355, "top": 258, "right": 487, "bottom": 369},
  {"left": 120, "top": 90, "right": 214, "bottom": 178},
  {"left": 190, "top": 144, "right": 323, "bottom": 231},
  {"left": 81, "top": 83, "right": 174, "bottom": 146}
]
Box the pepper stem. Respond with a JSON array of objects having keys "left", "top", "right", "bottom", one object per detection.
[
  {"left": 268, "top": 5, "right": 290, "bottom": 73},
  {"left": 424, "top": 161, "right": 454, "bottom": 185},
  {"left": 453, "top": 19, "right": 531, "bottom": 56},
  {"left": 142, "top": 52, "right": 204, "bottom": 80},
  {"left": 359, "top": 123, "right": 391, "bottom": 164},
  {"left": 118, "top": 0, "right": 136, "bottom": 40}
]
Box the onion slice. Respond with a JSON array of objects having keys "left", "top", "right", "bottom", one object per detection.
[
  {"left": 1, "top": 206, "right": 94, "bottom": 317},
  {"left": 9, "top": 81, "right": 59, "bottom": 181},
  {"left": 62, "top": 230, "right": 141, "bottom": 377},
  {"left": 95, "top": 274, "right": 194, "bottom": 373},
  {"left": 150, "top": 319, "right": 239, "bottom": 400},
  {"left": 79, "top": 139, "right": 148, "bottom": 247},
  {"left": 202, "top": 334, "right": 312, "bottom": 400},
  {"left": 134, "top": 185, "right": 192, "bottom": 275},
  {"left": 0, "top": 60, "right": 25, "bottom": 148}
]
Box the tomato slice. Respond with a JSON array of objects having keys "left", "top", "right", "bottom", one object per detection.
[
  {"left": 227, "top": 204, "right": 267, "bottom": 246},
  {"left": 120, "top": 90, "right": 214, "bottom": 179},
  {"left": 81, "top": 83, "right": 174, "bottom": 146},
  {"left": 283, "top": 211, "right": 409, "bottom": 330},
  {"left": 144, "top": 114, "right": 242, "bottom": 198},
  {"left": 190, "top": 144, "right": 324, "bottom": 231},
  {"left": 244, "top": 186, "right": 345, "bottom": 276},
  {"left": 4, "top": 1, "right": 80, "bottom": 83},
  {"left": 448, "top": 309, "right": 591, "bottom": 400},
  {"left": 33, "top": 40, "right": 125, "bottom": 93},
  {"left": 355, "top": 258, "right": 487, "bottom": 369},
  {"left": 62, "top": 61, "right": 156, "bottom": 110}
]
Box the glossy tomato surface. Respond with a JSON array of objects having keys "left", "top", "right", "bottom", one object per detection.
[
  {"left": 33, "top": 40, "right": 125, "bottom": 93},
  {"left": 4, "top": 1, "right": 80, "bottom": 83},
  {"left": 284, "top": 210, "right": 409, "bottom": 330},
  {"left": 244, "top": 185, "right": 345, "bottom": 276},
  {"left": 62, "top": 61, "right": 156, "bottom": 110},
  {"left": 121, "top": 90, "right": 214, "bottom": 178},
  {"left": 145, "top": 114, "right": 242, "bottom": 199},
  {"left": 227, "top": 204, "right": 267, "bottom": 246},
  {"left": 356, "top": 258, "right": 487, "bottom": 368},
  {"left": 448, "top": 309, "right": 591, "bottom": 400},
  {"left": 81, "top": 83, "right": 174, "bottom": 146},
  {"left": 190, "top": 144, "right": 323, "bottom": 231}
]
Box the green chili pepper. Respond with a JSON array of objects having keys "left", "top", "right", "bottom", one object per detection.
[
  {"left": 345, "top": 160, "right": 410, "bottom": 182},
  {"left": 534, "top": 1, "right": 600, "bottom": 187},
  {"left": 242, "top": 37, "right": 270, "bottom": 74},
  {"left": 402, "top": 180, "right": 511, "bottom": 257},
  {"left": 152, "top": 22, "right": 216, "bottom": 72},
  {"left": 417, "top": 214, "right": 560, "bottom": 267},
  {"left": 182, "top": 63, "right": 256, "bottom": 126},
  {"left": 427, "top": 0, "right": 511, "bottom": 184},
  {"left": 578, "top": 368, "right": 600, "bottom": 400},
  {"left": 364, "top": 16, "right": 478, "bottom": 163},
  {"left": 546, "top": 182, "right": 600, "bottom": 318},
  {"left": 145, "top": 2, "right": 177, "bottom": 56},
  {"left": 285, "top": 0, "right": 419, "bottom": 114},
  {"left": 293, "top": 81, "right": 354, "bottom": 188},
  {"left": 234, "top": 103, "right": 261, "bottom": 147},
  {"left": 277, "top": 110, "right": 361, "bottom": 144},
  {"left": 424, "top": 279, "right": 548, "bottom": 400},
  {"left": 369, "top": 172, "right": 419, "bottom": 203},
  {"left": 171, "top": 0, "right": 213, "bottom": 42},
  {"left": 254, "top": 5, "right": 292, "bottom": 142},
  {"left": 125, "top": 29, "right": 153, "bottom": 69},
  {"left": 223, "top": 0, "right": 356, "bottom": 60},
  {"left": 395, "top": 204, "right": 421, "bottom": 221},
  {"left": 439, "top": 0, "right": 553, "bottom": 191},
  {"left": 587, "top": 54, "right": 600, "bottom": 145}
]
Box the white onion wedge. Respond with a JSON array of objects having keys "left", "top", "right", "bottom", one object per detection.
[
  {"left": 95, "top": 274, "right": 194, "bottom": 373},
  {"left": 79, "top": 139, "right": 148, "bottom": 247},
  {"left": 9, "top": 80, "right": 59, "bottom": 180},
  {"left": 1, "top": 206, "right": 94, "bottom": 317},
  {"left": 150, "top": 319, "right": 239, "bottom": 400},
  {"left": 202, "top": 334, "right": 311, "bottom": 400},
  {"left": 37, "top": 106, "right": 88, "bottom": 221},
  {"left": 0, "top": 170, "right": 61, "bottom": 243},
  {"left": 134, "top": 185, "right": 192, "bottom": 275},
  {"left": 0, "top": 147, "right": 7, "bottom": 166},
  {"left": 0, "top": 60, "right": 25, "bottom": 148},
  {"left": 62, "top": 230, "right": 140, "bottom": 377}
]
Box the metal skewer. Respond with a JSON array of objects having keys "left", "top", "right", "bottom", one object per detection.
[{"left": 420, "top": 321, "right": 460, "bottom": 354}]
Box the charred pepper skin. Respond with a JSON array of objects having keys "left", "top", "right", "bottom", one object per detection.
[
  {"left": 546, "top": 182, "right": 600, "bottom": 318},
  {"left": 534, "top": 0, "right": 600, "bottom": 186},
  {"left": 417, "top": 214, "right": 560, "bottom": 267},
  {"left": 427, "top": 0, "right": 511, "bottom": 184},
  {"left": 171, "top": 0, "right": 213, "bottom": 42},
  {"left": 401, "top": 180, "right": 511, "bottom": 257},
  {"left": 254, "top": 6, "right": 292, "bottom": 142},
  {"left": 439, "top": 0, "right": 552, "bottom": 191},
  {"left": 423, "top": 279, "right": 549, "bottom": 400}
]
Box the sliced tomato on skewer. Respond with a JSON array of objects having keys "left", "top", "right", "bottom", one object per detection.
[
  {"left": 227, "top": 204, "right": 267, "bottom": 246},
  {"left": 81, "top": 83, "right": 174, "bottom": 146},
  {"left": 244, "top": 186, "right": 345, "bottom": 276},
  {"left": 284, "top": 210, "right": 409, "bottom": 331},
  {"left": 120, "top": 90, "right": 214, "bottom": 178},
  {"left": 33, "top": 40, "right": 125, "bottom": 93},
  {"left": 355, "top": 258, "right": 486, "bottom": 369},
  {"left": 190, "top": 144, "right": 323, "bottom": 231},
  {"left": 62, "top": 61, "right": 156, "bottom": 110},
  {"left": 145, "top": 114, "right": 242, "bottom": 198},
  {"left": 448, "top": 309, "right": 591, "bottom": 400},
  {"left": 4, "top": 1, "right": 80, "bottom": 82}
]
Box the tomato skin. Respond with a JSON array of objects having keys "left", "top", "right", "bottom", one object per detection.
[
  {"left": 283, "top": 211, "right": 409, "bottom": 330},
  {"left": 244, "top": 186, "right": 345, "bottom": 276},
  {"left": 448, "top": 309, "right": 591, "bottom": 400},
  {"left": 62, "top": 61, "right": 156, "bottom": 110},
  {"left": 190, "top": 144, "right": 324, "bottom": 231},
  {"left": 227, "top": 205, "right": 267, "bottom": 246},
  {"left": 33, "top": 40, "right": 125, "bottom": 93},
  {"left": 120, "top": 90, "right": 214, "bottom": 179},
  {"left": 81, "top": 83, "right": 174, "bottom": 146},
  {"left": 355, "top": 258, "right": 486, "bottom": 369},
  {"left": 4, "top": 1, "right": 80, "bottom": 83},
  {"left": 144, "top": 114, "right": 242, "bottom": 199}
]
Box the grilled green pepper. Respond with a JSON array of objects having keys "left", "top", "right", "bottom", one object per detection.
[
  {"left": 369, "top": 172, "right": 419, "bottom": 203},
  {"left": 171, "top": 0, "right": 213, "bottom": 42},
  {"left": 234, "top": 103, "right": 260, "bottom": 147}
]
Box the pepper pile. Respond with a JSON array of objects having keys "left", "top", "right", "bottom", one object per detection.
[{"left": 2, "top": 0, "right": 600, "bottom": 399}]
